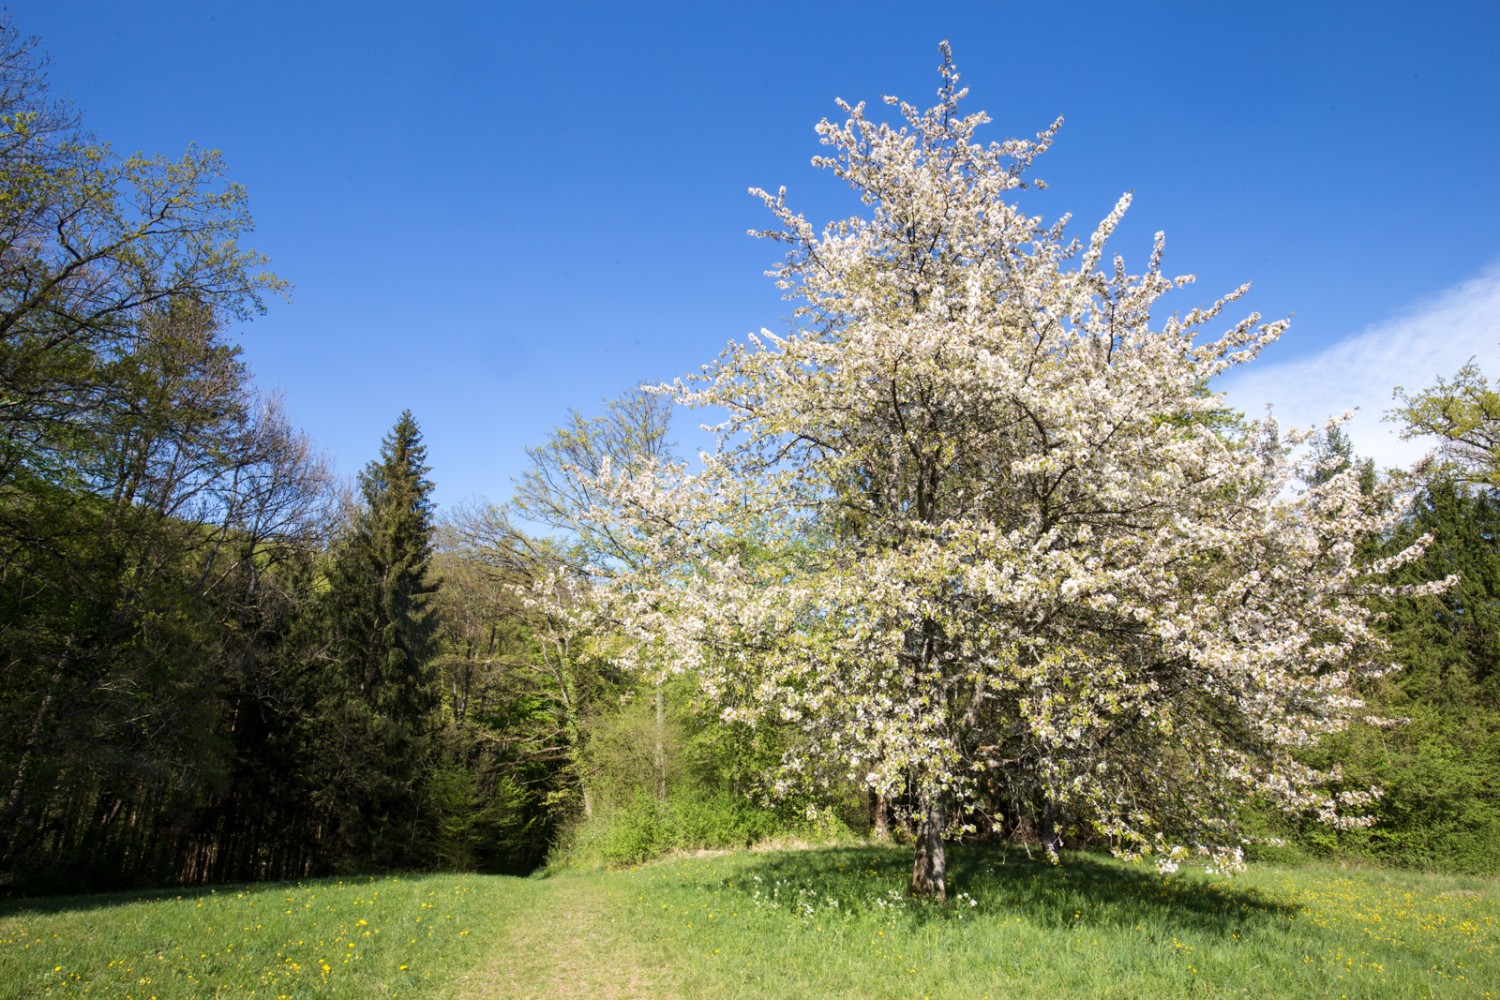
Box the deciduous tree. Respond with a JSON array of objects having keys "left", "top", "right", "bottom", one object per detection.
[
  {"left": 589, "top": 46, "right": 1437, "bottom": 899},
  {"left": 0, "top": 17, "right": 282, "bottom": 494},
  {"left": 1393, "top": 360, "right": 1500, "bottom": 492},
  {"left": 445, "top": 389, "right": 676, "bottom": 819}
]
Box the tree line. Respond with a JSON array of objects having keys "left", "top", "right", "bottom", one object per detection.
[
  {"left": 0, "top": 19, "right": 811, "bottom": 894},
  {"left": 0, "top": 21, "right": 1495, "bottom": 896},
  {"left": 0, "top": 19, "right": 554, "bottom": 891}
]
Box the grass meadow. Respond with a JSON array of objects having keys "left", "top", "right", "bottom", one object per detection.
[
  {"left": 0, "top": 873, "right": 539, "bottom": 998},
  {"left": 616, "top": 845, "right": 1499, "bottom": 998},
  {"left": 2, "top": 844, "right": 1496, "bottom": 998}
]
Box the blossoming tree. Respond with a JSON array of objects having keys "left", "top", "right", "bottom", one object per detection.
[{"left": 588, "top": 46, "right": 1438, "bottom": 899}]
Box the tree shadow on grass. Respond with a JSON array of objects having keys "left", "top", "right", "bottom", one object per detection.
[
  {"left": 0, "top": 882, "right": 235, "bottom": 919},
  {"left": 0, "top": 871, "right": 483, "bottom": 919},
  {"left": 671, "top": 842, "right": 1295, "bottom": 937}
]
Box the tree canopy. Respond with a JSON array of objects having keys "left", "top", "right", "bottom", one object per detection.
[{"left": 586, "top": 46, "right": 1439, "bottom": 898}]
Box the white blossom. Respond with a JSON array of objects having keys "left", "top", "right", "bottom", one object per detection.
[{"left": 582, "top": 44, "right": 1439, "bottom": 887}]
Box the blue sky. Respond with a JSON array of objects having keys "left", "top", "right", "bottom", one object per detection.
[{"left": 10, "top": 1, "right": 1499, "bottom": 507}]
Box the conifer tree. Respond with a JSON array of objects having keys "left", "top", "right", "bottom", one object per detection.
[
  {"left": 1307, "top": 366, "right": 1500, "bottom": 871},
  {"left": 319, "top": 410, "right": 439, "bottom": 868}
]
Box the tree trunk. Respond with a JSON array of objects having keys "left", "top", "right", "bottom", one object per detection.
[
  {"left": 871, "top": 790, "right": 891, "bottom": 841},
  {"left": 2, "top": 652, "right": 68, "bottom": 836},
  {"left": 908, "top": 791, "right": 947, "bottom": 900},
  {"left": 1040, "top": 796, "right": 1061, "bottom": 857}
]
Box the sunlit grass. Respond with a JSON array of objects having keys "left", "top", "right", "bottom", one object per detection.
[
  {"left": 617, "top": 844, "right": 1500, "bottom": 998},
  {"left": 1, "top": 846, "right": 1496, "bottom": 998},
  {"left": 0, "top": 872, "right": 540, "bottom": 998}
]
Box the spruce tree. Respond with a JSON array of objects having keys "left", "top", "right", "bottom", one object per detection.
[{"left": 320, "top": 411, "right": 439, "bottom": 869}]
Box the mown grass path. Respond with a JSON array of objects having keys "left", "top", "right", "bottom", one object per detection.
[{"left": 455, "top": 871, "right": 675, "bottom": 999}]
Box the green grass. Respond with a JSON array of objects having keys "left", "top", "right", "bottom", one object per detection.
[
  {"left": 617, "top": 845, "right": 1500, "bottom": 998},
  {"left": 2, "top": 845, "right": 1497, "bottom": 998},
  {"left": 0, "top": 873, "right": 543, "bottom": 998}
]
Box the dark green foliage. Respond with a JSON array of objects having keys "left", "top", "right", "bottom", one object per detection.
[
  {"left": 1381, "top": 481, "right": 1500, "bottom": 704},
  {"left": 422, "top": 592, "right": 577, "bottom": 876},
  {"left": 314, "top": 411, "right": 440, "bottom": 871},
  {"left": 0, "top": 302, "right": 332, "bottom": 891},
  {"left": 421, "top": 532, "right": 608, "bottom": 874},
  {"left": 422, "top": 733, "right": 560, "bottom": 875},
  {"left": 1339, "top": 481, "right": 1500, "bottom": 871},
  {"left": 1266, "top": 478, "right": 1500, "bottom": 873},
  {"left": 0, "top": 16, "right": 334, "bottom": 892}
]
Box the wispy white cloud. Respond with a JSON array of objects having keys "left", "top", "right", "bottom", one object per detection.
[{"left": 1216, "top": 265, "right": 1500, "bottom": 471}]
